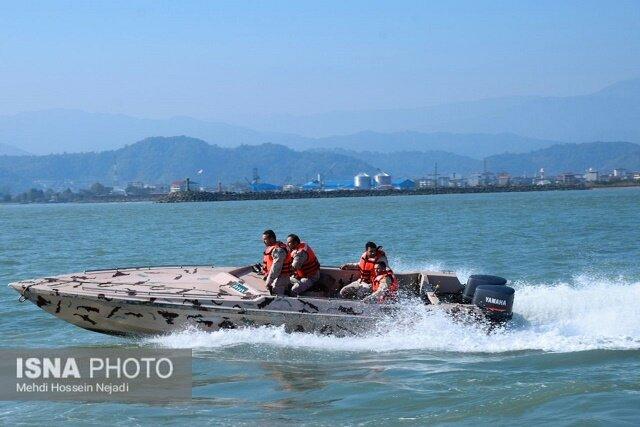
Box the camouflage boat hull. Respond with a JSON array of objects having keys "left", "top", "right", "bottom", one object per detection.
[{"left": 9, "top": 265, "right": 506, "bottom": 336}]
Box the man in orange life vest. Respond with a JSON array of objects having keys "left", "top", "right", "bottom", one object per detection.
[
  {"left": 286, "top": 234, "right": 321, "bottom": 296},
  {"left": 363, "top": 261, "right": 399, "bottom": 303},
  {"left": 339, "top": 241, "right": 388, "bottom": 299},
  {"left": 261, "top": 229, "right": 292, "bottom": 296}
]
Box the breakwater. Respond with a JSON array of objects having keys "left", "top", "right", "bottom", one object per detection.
[{"left": 157, "top": 184, "right": 588, "bottom": 203}]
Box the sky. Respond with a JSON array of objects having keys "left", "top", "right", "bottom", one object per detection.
[{"left": 0, "top": 0, "right": 639, "bottom": 121}]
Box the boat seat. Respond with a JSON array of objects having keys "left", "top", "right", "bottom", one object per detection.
[{"left": 295, "top": 271, "right": 343, "bottom": 298}]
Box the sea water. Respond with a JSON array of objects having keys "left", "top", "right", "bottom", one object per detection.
[{"left": 1, "top": 188, "right": 639, "bottom": 425}]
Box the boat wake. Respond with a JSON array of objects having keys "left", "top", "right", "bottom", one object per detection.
[{"left": 142, "top": 272, "right": 640, "bottom": 354}]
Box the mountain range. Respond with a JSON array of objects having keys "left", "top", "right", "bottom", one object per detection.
[
  {"left": 0, "top": 109, "right": 559, "bottom": 159},
  {"left": 241, "top": 78, "right": 640, "bottom": 142},
  {"left": 1, "top": 78, "right": 638, "bottom": 157},
  {"left": 304, "top": 132, "right": 560, "bottom": 158},
  {"left": 0, "top": 137, "right": 374, "bottom": 193},
  {"left": 1, "top": 77, "right": 639, "bottom": 193},
  {"left": 1, "top": 136, "right": 638, "bottom": 194},
  {"left": 0, "top": 109, "right": 299, "bottom": 155},
  {"left": 487, "top": 141, "right": 640, "bottom": 175}
]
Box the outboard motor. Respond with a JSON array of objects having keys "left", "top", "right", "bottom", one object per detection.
[
  {"left": 462, "top": 274, "right": 507, "bottom": 303},
  {"left": 472, "top": 285, "right": 515, "bottom": 322}
]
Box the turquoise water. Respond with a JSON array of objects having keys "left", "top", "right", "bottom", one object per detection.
[{"left": 1, "top": 188, "right": 639, "bottom": 425}]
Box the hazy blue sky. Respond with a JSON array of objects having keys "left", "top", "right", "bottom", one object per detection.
[{"left": 1, "top": 0, "right": 638, "bottom": 121}]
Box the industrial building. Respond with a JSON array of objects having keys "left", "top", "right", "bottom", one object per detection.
[
  {"left": 374, "top": 172, "right": 393, "bottom": 189},
  {"left": 170, "top": 179, "right": 200, "bottom": 193},
  {"left": 354, "top": 172, "right": 372, "bottom": 190},
  {"left": 497, "top": 173, "right": 511, "bottom": 186},
  {"left": 585, "top": 168, "right": 599, "bottom": 182}
]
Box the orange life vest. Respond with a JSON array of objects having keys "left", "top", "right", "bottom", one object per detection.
[
  {"left": 291, "top": 242, "right": 320, "bottom": 278},
  {"left": 263, "top": 242, "right": 292, "bottom": 276},
  {"left": 358, "top": 248, "right": 386, "bottom": 283},
  {"left": 372, "top": 268, "right": 399, "bottom": 302}
]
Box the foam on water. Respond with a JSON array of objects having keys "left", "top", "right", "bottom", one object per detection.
[{"left": 143, "top": 271, "right": 640, "bottom": 354}]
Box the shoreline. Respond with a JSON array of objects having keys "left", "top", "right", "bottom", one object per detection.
[{"left": 2, "top": 182, "right": 638, "bottom": 205}]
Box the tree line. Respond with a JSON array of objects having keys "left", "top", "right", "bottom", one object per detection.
[{"left": 0, "top": 182, "right": 156, "bottom": 203}]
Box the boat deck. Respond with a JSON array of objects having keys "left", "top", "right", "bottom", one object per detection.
[
  {"left": 11, "top": 265, "right": 462, "bottom": 303},
  {"left": 11, "top": 266, "right": 267, "bottom": 301}
]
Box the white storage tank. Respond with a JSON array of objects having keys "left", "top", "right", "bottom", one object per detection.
[
  {"left": 354, "top": 172, "right": 371, "bottom": 189},
  {"left": 374, "top": 171, "right": 392, "bottom": 187}
]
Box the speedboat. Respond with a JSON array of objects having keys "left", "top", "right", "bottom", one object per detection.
[{"left": 9, "top": 265, "right": 515, "bottom": 336}]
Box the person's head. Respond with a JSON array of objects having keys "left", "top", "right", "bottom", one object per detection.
[
  {"left": 262, "top": 229, "right": 276, "bottom": 246},
  {"left": 375, "top": 261, "right": 387, "bottom": 274},
  {"left": 286, "top": 234, "right": 301, "bottom": 250},
  {"left": 365, "top": 241, "right": 378, "bottom": 257}
]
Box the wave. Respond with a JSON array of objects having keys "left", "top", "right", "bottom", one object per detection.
[{"left": 142, "top": 272, "right": 640, "bottom": 354}]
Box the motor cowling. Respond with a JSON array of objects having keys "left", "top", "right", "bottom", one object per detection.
[
  {"left": 472, "top": 285, "right": 514, "bottom": 321},
  {"left": 462, "top": 274, "right": 507, "bottom": 303}
]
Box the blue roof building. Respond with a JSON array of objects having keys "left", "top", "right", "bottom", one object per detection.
[
  {"left": 251, "top": 183, "right": 281, "bottom": 192},
  {"left": 393, "top": 179, "right": 416, "bottom": 190},
  {"left": 301, "top": 179, "right": 355, "bottom": 191},
  {"left": 301, "top": 181, "right": 321, "bottom": 191},
  {"left": 323, "top": 180, "right": 355, "bottom": 190}
]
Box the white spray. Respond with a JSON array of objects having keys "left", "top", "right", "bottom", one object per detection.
[{"left": 143, "top": 270, "right": 640, "bottom": 354}]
